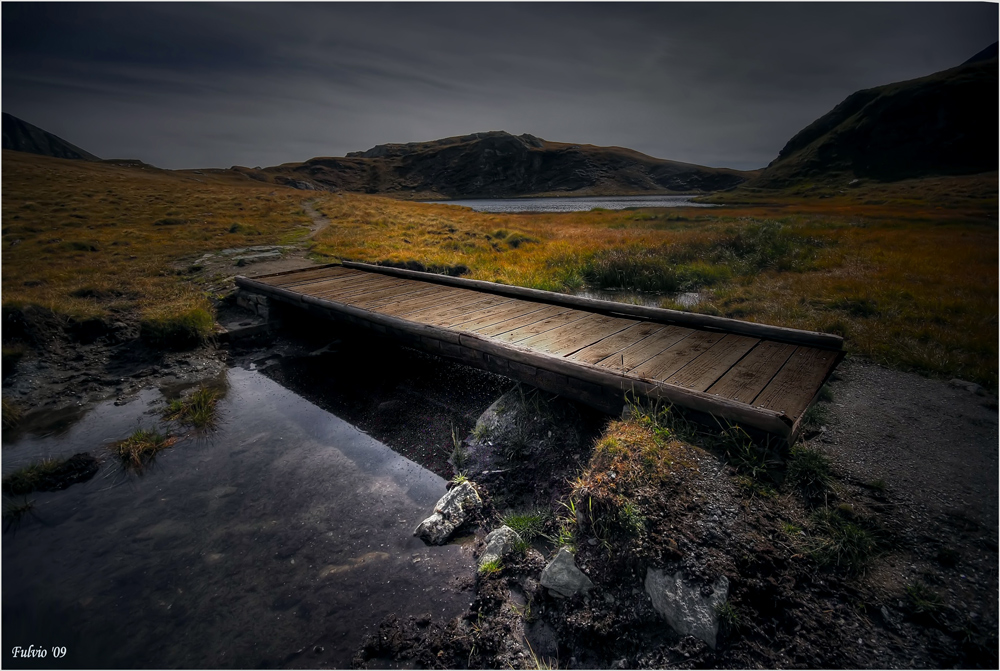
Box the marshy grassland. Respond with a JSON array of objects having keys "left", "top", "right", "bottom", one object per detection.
[{"left": 3, "top": 151, "right": 996, "bottom": 387}]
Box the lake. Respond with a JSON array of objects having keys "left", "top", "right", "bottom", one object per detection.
[{"left": 426, "top": 194, "right": 713, "bottom": 213}]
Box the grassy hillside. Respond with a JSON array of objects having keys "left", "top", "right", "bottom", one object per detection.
[
  {"left": 1, "top": 150, "right": 313, "bottom": 324},
  {"left": 749, "top": 58, "right": 997, "bottom": 188},
  {"left": 3, "top": 150, "right": 996, "bottom": 387}
]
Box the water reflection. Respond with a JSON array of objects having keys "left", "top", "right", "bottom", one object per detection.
[
  {"left": 2, "top": 368, "right": 474, "bottom": 669},
  {"left": 426, "top": 194, "right": 714, "bottom": 213}
]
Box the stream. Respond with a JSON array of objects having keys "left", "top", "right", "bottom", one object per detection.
[{"left": 2, "top": 367, "right": 475, "bottom": 669}]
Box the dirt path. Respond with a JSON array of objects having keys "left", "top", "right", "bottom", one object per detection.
[
  {"left": 821, "top": 358, "right": 998, "bottom": 530},
  {"left": 302, "top": 199, "right": 331, "bottom": 239}
]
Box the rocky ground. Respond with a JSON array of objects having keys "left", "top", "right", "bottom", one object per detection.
[{"left": 2, "top": 294, "right": 997, "bottom": 669}]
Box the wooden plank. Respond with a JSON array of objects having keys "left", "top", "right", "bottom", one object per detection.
[
  {"left": 752, "top": 347, "right": 841, "bottom": 419},
  {"left": 430, "top": 296, "right": 520, "bottom": 328},
  {"left": 630, "top": 330, "right": 726, "bottom": 381},
  {"left": 664, "top": 334, "right": 760, "bottom": 391},
  {"left": 706, "top": 341, "right": 797, "bottom": 404},
  {"left": 267, "top": 266, "right": 358, "bottom": 288},
  {"left": 518, "top": 313, "right": 639, "bottom": 357},
  {"left": 595, "top": 325, "right": 694, "bottom": 373},
  {"left": 335, "top": 281, "right": 430, "bottom": 308},
  {"left": 249, "top": 262, "right": 344, "bottom": 283},
  {"left": 341, "top": 261, "right": 844, "bottom": 351},
  {"left": 309, "top": 276, "right": 409, "bottom": 300},
  {"left": 405, "top": 294, "right": 514, "bottom": 327},
  {"left": 450, "top": 299, "right": 548, "bottom": 332},
  {"left": 353, "top": 284, "right": 448, "bottom": 310},
  {"left": 287, "top": 271, "right": 384, "bottom": 296},
  {"left": 568, "top": 322, "right": 667, "bottom": 365},
  {"left": 379, "top": 286, "right": 475, "bottom": 317},
  {"left": 493, "top": 309, "right": 590, "bottom": 343},
  {"left": 470, "top": 305, "right": 572, "bottom": 337}
]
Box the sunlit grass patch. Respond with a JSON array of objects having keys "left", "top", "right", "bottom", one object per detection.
[
  {"left": 500, "top": 508, "right": 548, "bottom": 541},
  {"left": 109, "top": 429, "right": 177, "bottom": 472},
  {"left": 140, "top": 304, "right": 215, "bottom": 349}
]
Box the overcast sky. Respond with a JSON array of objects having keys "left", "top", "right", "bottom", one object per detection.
[{"left": 3, "top": 2, "right": 996, "bottom": 170}]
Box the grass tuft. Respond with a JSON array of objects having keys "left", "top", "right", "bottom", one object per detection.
[
  {"left": 501, "top": 509, "right": 548, "bottom": 541},
  {"left": 163, "top": 385, "right": 224, "bottom": 430},
  {"left": 804, "top": 506, "right": 882, "bottom": 573},
  {"left": 2, "top": 397, "right": 23, "bottom": 429},
  {"left": 109, "top": 429, "right": 176, "bottom": 472},
  {"left": 2, "top": 458, "right": 64, "bottom": 495},
  {"left": 785, "top": 446, "right": 833, "bottom": 502},
  {"left": 478, "top": 558, "right": 503, "bottom": 576}
]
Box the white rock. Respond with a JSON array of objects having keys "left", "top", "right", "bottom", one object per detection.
[
  {"left": 644, "top": 568, "right": 729, "bottom": 649},
  {"left": 478, "top": 525, "right": 521, "bottom": 569},
  {"left": 540, "top": 547, "right": 593, "bottom": 597},
  {"left": 413, "top": 481, "right": 482, "bottom": 545}
]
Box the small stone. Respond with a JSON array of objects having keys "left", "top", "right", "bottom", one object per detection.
[
  {"left": 478, "top": 525, "right": 522, "bottom": 569},
  {"left": 540, "top": 547, "right": 594, "bottom": 598},
  {"left": 414, "top": 481, "right": 482, "bottom": 545},
  {"left": 645, "top": 569, "right": 729, "bottom": 650}
]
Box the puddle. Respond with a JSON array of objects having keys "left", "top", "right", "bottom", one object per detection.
[
  {"left": 574, "top": 288, "right": 702, "bottom": 309},
  {"left": 2, "top": 367, "right": 474, "bottom": 669}
]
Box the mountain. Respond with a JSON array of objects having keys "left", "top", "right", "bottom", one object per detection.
[
  {"left": 2, "top": 113, "right": 100, "bottom": 161},
  {"left": 242, "top": 131, "right": 750, "bottom": 198},
  {"left": 751, "top": 50, "right": 997, "bottom": 187}
]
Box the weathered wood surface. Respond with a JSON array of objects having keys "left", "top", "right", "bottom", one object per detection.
[{"left": 236, "top": 264, "right": 845, "bottom": 441}]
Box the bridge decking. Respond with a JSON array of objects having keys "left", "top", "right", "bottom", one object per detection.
[{"left": 236, "top": 262, "right": 844, "bottom": 442}]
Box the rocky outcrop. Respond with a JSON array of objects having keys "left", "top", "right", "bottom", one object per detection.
[
  {"left": 540, "top": 547, "right": 594, "bottom": 598},
  {"left": 478, "top": 525, "right": 521, "bottom": 569},
  {"left": 413, "top": 480, "right": 482, "bottom": 545},
  {"left": 644, "top": 569, "right": 729, "bottom": 650}
]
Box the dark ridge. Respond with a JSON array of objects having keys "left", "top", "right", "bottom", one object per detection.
[
  {"left": 751, "top": 56, "right": 998, "bottom": 187},
  {"left": 2, "top": 113, "right": 100, "bottom": 161},
  {"left": 253, "top": 131, "right": 751, "bottom": 198}
]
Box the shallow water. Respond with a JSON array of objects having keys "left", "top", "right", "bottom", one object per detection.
[
  {"left": 426, "top": 194, "right": 713, "bottom": 213},
  {"left": 2, "top": 367, "right": 474, "bottom": 669},
  {"left": 574, "top": 288, "right": 702, "bottom": 309}
]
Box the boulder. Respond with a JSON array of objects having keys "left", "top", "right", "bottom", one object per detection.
[
  {"left": 478, "top": 525, "right": 521, "bottom": 569},
  {"left": 414, "top": 481, "right": 482, "bottom": 545},
  {"left": 644, "top": 569, "right": 729, "bottom": 650},
  {"left": 540, "top": 547, "right": 593, "bottom": 598}
]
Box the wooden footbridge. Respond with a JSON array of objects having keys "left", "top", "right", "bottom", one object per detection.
[{"left": 236, "top": 262, "right": 844, "bottom": 442}]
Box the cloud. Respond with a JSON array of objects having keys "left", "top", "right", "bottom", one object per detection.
[{"left": 3, "top": 3, "right": 996, "bottom": 170}]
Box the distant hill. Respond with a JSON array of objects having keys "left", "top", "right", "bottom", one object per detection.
[
  {"left": 242, "top": 131, "right": 751, "bottom": 198},
  {"left": 2, "top": 113, "right": 100, "bottom": 161},
  {"left": 751, "top": 49, "right": 998, "bottom": 187}
]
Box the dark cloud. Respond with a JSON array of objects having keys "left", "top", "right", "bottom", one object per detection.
[{"left": 3, "top": 2, "right": 996, "bottom": 170}]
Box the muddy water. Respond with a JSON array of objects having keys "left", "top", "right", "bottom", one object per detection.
[{"left": 2, "top": 367, "right": 474, "bottom": 669}]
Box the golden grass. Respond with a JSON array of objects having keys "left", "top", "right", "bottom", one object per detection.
[
  {"left": 3, "top": 151, "right": 995, "bottom": 386},
  {"left": 308, "top": 185, "right": 997, "bottom": 386},
  {"left": 2, "top": 151, "right": 314, "bottom": 322}
]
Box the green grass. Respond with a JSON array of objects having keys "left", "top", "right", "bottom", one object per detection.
[
  {"left": 804, "top": 507, "right": 882, "bottom": 573},
  {"left": 140, "top": 306, "right": 214, "bottom": 349},
  {"left": 501, "top": 509, "right": 548, "bottom": 541},
  {"left": 163, "top": 385, "right": 223, "bottom": 429},
  {"left": 785, "top": 446, "right": 833, "bottom": 502},
  {"left": 109, "top": 429, "right": 176, "bottom": 472},
  {"left": 906, "top": 581, "right": 944, "bottom": 618},
  {"left": 478, "top": 558, "right": 503, "bottom": 576},
  {"left": 2, "top": 458, "right": 65, "bottom": 495}
]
